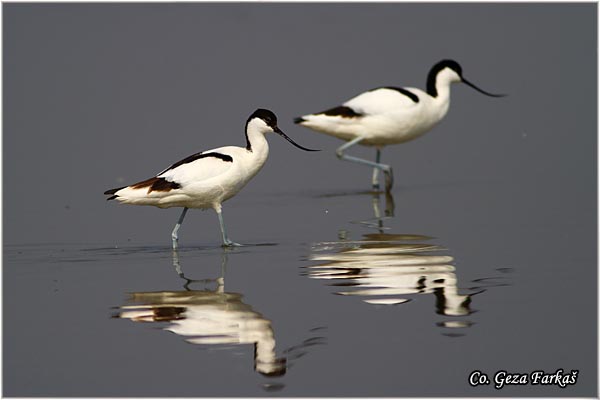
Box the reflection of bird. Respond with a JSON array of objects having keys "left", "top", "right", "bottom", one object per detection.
[
  {"left": 117, "top": 291, "right": 287, "bottom": 376},
  {"left": 114, "top": 250, "right": 326, "bottom": 378},
  {"left": 308, "top": 233, "right": 472, "bottom": 315},
  {"left": 105, "top": 109, "right": 318, "bottom": 248},
  {"left": 294, "top": 60, "right": 504, "bottom": 191},
  {"left": 307, "top": 191, "right": 473, "bottom": 316},
  {"left": 114, "top": 251, "right": 286, "bottom": 376}
]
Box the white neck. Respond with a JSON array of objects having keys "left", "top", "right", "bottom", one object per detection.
[
  {"left": 255, "top": 327, "right": 281, "bottom": 375},
  {"left": 428, "top": 69, "right": 461, "bottom": 120},
  {"left": 434, "top": 69, "right": 459, "bottom": 101},
  {"left": 244, "top": 120, "right": 270, "bottom": 171}
]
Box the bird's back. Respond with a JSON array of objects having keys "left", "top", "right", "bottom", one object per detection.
[{"left": 344, "top": 86, "right": 421, "bottom": 115}]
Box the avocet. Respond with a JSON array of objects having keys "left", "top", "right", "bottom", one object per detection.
[
  {"left": 294, "top": 59, "right": 504, "bottom": 191},
  {"left": 105, "top": 109, "right": 317, "bottom": 248}
]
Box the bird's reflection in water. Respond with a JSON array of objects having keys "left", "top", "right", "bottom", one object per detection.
[
  {"left": 114, "top": 251, "right": 325, "bottom": 384},
  {"left": 308, "top": 232, "right": 472, "bottom": 316},
  {"left": 307, "top": 191, "right": 508, "bottom": 334}
]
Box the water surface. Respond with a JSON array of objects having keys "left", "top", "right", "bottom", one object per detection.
[{"left": 3, "top": 3, "right": 597, "bottom": 397}]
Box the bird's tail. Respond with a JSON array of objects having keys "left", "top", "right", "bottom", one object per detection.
[
  {"left": 104, "top": 177, "right": 182, "bottom": 206},
  {"left": 104, "top": 186, "right": 125, "bottom": 201}
]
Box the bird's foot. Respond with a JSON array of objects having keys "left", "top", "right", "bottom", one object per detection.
[{"left": 222, "top": 240, "right": 243, "bottom": 247}]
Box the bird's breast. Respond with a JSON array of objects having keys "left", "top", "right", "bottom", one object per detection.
[{"left": 372, "top": 99, "right": 449, "bottom": 144}]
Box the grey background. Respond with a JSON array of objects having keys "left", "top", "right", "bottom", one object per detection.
[{"left": 3, "top": 3, "right": 597, "bottom": 397}]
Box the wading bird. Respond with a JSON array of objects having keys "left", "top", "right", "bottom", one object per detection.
[
  {"left": 105, "top": 109, "right": 318, "bottom": 248},
  {"left": 294, "top": 59, "right": 504, "bottom": 191}
]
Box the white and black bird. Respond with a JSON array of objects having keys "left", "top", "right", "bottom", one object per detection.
[
  {"left": 105, "top": 109, "right": 318, "bottom": 248},
  {"left": 294, "top": 59, "right": 505, "bottom": 191}
]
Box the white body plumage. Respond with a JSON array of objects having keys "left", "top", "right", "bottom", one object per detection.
[
  {"left": 295, "top": 60, "right": 504, "bottom": 190},
  {"left": 298, "top": 79, "right": 454, "bottom": 147},
  {"left": 116, "top": 289, "right": 284, "bottom": 376},
  {"left": 112, "top": 138, "right": 269, "bottom": 212}
]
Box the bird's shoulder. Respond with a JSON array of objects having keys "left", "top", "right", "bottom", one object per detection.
[
  {"left": 344, "top": 86, "right": 423, "bottom": 115},
  {"left": 157, "top": 147, "right": 237, "bottom": 181}
]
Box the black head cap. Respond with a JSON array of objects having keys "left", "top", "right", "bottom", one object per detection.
[
  {"left": 247, "top": 108, "right": 278, "bottom": 129},
  {"left": 433, "top": 59, "right": 462, "bottom": 76},
  {"left": 427, "top": 59, "right": 463, "bottom": 97}
]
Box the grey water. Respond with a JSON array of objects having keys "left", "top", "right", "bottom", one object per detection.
[{"left": 3, "top": 3, "right": 597, "bottom": 397}]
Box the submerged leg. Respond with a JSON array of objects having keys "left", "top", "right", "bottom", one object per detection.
[
  {"left": 216, "top": 250, "right": 227, "bottom": 293},
  {"left": 215, "top": 205, "right": 242, "bottom": 247},
  {"left": 171, "top": 207, "right": 189, "bottom": 249},
  {"left": 372, "top": 148, "right": 382, "bottom": 189},
  {"left": 336, "top": 137, "right": 394, "bottom": 191},
  {"left": 371, "top": 192, "right": 384, "bottom": 232},
  {"left": 384, "top": 190, "right": 395, "bottom": 217}
]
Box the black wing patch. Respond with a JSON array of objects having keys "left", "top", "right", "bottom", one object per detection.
[
  {"left": 318, "top": 105, "right": 363, "bottom": 118},
  {"left": 131, "top": 177, "right": 182, "bottom": 193},
  {"left": 159, "top": 152, "right": 233, "bottom": 175},
  {"left": 104, "top": 152, "right": 233, "bottom": 199},
  {"left": 104, "top": 177, "right": 181, "bottom": 198},
  {"left": 372, "top": 86, "right": 420, "bottom": 103}
]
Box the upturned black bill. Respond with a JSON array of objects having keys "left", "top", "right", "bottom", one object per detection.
[
  {"left": 462, "top": 78, "right": 506, "bottom": 97},
  {"left": 275, "top": 127, "right": 320, "bottom": 151}
]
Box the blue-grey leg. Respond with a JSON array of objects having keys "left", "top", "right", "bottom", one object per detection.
[
  {"left": 371, "top": 191, "right": 395, "bottom": 231},
  {"left": 171, "top": 207, "right": 189, "bottom": 249},
  {"left": 336, "top": 137, "right": 394, "bottom": 191},
  {"left": 372, "top": 148, "right": 382, "bottom": 189},
  {"left": 216, "top": 207, "right": 242, "bottom": 247}
]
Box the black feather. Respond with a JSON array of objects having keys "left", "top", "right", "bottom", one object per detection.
[{"left": 104, "top": 186, "right": 125, "bottom": 195}]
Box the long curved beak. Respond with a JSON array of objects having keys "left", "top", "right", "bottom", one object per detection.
[
  {"left": 462, "top": 77, "right": 506, "bottom": 97},
  {"left": 275, "top": 127, "right": 320, "bottom": 151}
]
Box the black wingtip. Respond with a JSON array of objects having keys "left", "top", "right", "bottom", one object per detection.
[
  {"left": 105, "top": 186, "right": 126, "bottom": 200},
  {"left": 104, "top": 186, "right": 126, "bottom": 195},
  {"left": 293, "top": 117, "right": 306, "bottom": 124}
]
